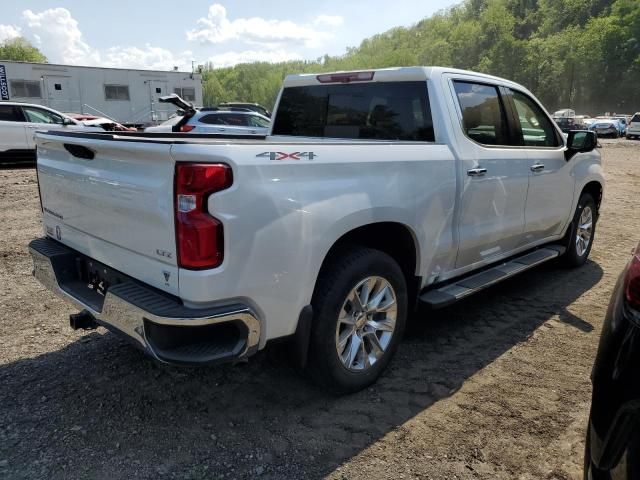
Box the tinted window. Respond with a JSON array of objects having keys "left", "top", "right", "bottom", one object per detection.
[
  {"left": 199, "top": 114, "right": 225, "bottom": 125},
  {"left": 0, "top": 105, "right": 24, "bottom": 122},
  {"left": 10, "top": 80, "right": 41, "bottom": 98},
  {"left": 273, "top": 81, "right": 434, "bottom": 141},
  {"left": 23, "top": 107, "right": 64, "bottom": 124},
  {"left": 219, "top": 114, "right": 247, "bottom": 126},
  {"left": 105, "top": 85, "right": 130, "bottom": 101},
  {"left": 510, "top": 90, "right": 560, "bottom": 147},
  {"left": 454, "top": 81, "right": 509, "bottom": 146},
  {"left": 632, "top": 114, "right": 640, "bottom": 123}
]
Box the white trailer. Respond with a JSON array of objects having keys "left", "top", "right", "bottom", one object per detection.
[{"left": 0, "top": 61, "right": 203, "bottom": 125}]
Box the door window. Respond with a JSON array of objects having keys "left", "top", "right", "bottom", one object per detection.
[
  {"left": 198, "top": 114, "right": 225, "bottom": 125},
  {"left": 247, "top": 115, "right": 270, "bottom": 128},
  {"left": 0, "top": 105, "right": 25, "bottom": 122},
  {"left": 218, "top": 114, "right": 248, "bottom": 126},
  {"left": 453, "top": 81, "right": 510, "bottom": 146},
  {"left": 509, "top": 89, "right": 560, "bottom": 147},
  {"left": 22, "top": 107, "right": 64, "bottom": 124}
]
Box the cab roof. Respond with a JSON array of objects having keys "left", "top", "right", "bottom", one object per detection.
[{"left": 282, "top": 66, "right": 516, "bottom": 88}]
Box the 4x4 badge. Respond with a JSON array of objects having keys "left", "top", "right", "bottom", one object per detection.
[
  {"left": 163, "top": 271, "right": 170, "bottom": 282},
  {"left": 256, "top": 152, "right": 317, "bottom": 161}
]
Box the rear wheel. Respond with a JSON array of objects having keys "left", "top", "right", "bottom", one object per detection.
[
  {"left": 562, "top": 193, "right": 596, "bottom": 268},
  {"left": 307, "top": 247, "right": 407, "bottom": 394}
]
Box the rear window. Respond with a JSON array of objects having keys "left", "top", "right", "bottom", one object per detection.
[
  {"left": 632, "top": 114, "right": 640, "bottom": 123},
  {"left": 272, "top": 81, "right": 434, "bottom": 141}
]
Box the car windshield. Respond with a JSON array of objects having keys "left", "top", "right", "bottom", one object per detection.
[{"left": 632, "top": 114, "right": 640, "bottom": 122}]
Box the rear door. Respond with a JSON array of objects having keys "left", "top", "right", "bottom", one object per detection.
[
  {"left": 448, "top": 79, "right": 530, "bottom": 268},
  {"left": 505, "top": 88, "right": 575, "bottom": 241},
  {"left": 0, "top": 104, "right": 28, "bottom": 152}
]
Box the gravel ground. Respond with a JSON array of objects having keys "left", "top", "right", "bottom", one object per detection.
[{"left": 0, "top": 138, "right": 639, "bottom": 479}]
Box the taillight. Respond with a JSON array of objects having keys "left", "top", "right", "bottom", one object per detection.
[
  {"left": 316, "top": 71, "right": 375, "bottom": 83},
  {"left": 180, "top": 124, "right": 195, "bottom": 132},
  {"left": 174, "top": 163, "right": 232, "bottom": 269},
  {"left": 624, "top": 243, "right": 640, "bottom": 311}
]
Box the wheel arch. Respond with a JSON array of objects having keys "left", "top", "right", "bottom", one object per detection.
[
  {"left": 581, "top": 180, "right": 604, "bottom": 215},
  {"left": 311, "top": 221, "right": 422, "bottom": 308}
]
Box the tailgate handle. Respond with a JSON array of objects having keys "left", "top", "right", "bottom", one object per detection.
[{"left": 64, "top": 143, "right": 95, "bottom": 160}]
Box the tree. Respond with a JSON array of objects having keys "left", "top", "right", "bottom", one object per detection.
[
  {"left": 0, "top": 37, "right": 47, "bottom": 63},
  {"left": 200, "top": 0, "right": 639, "bottom": 114}
]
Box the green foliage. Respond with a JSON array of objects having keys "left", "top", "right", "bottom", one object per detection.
[
  {"left": 0, "top": 37, "right": 47, "bottom": 63},
  {"left": 202, "top": 0, "right": 639, "bottom": 114}
]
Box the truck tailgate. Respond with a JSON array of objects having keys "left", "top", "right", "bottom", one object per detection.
[{"left": 36, "top": 132, "right": 179, "bottom": 296}]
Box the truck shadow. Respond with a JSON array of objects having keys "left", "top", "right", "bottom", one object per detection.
[{"left": 0, "top": 259, "right": 603, "bottom": 479}]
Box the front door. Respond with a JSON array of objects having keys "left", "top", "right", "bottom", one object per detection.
[
  {"left": 450, "top": 80, "right": 530, "bottom": 268},
  {"left": 20, "top": 105, "right": 68, "bottom": 149},
  {"left": 506, "top": 88, "right": 575, "bottom": 241}
]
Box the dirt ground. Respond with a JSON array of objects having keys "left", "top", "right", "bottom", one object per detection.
[{"left": 0, "top": 138, "right": 638, "bottom": 480}]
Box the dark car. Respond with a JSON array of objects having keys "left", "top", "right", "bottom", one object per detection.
[
  {"left": 585, "top": 241, "right": 640, "bottom": 479},
  {"left": 554, "top": 116, "right": 581, "bottom": 133}
]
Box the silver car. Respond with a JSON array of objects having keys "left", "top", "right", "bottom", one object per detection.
[
  {"left": 145, "top": 94, "right": 270, "bottom": 135},
  {"left": 145, "top": 110, "right": 270, "bottom": 135}
]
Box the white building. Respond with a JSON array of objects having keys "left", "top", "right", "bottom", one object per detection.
[{"left": 0, "top": 61, "right": 203, "bottom": 125}]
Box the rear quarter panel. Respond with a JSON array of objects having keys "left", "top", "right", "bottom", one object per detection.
[{"left": 171, "top": 141, "right": 457, "bottom": 343}]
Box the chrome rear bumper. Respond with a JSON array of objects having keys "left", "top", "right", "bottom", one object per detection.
[{"left": 29, "top": 237, "right": 261, "bottom": 365}]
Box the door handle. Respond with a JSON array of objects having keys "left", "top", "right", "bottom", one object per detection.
[
  {"left": 530, "top": 164, "right": 545, "bottom": 172},
  {"left": 467, "top": 167, "right": 487, "bottom": 177}
]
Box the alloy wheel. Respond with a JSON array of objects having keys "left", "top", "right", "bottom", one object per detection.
[{"left": 335, "top": 276, "right": 397, "bottom": 372}]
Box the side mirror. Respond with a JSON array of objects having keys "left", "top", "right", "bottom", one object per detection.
[
  {"left": 565, "top": 130, "right": 597, "bottom": 161},
  {"left": 62, "top": 117, "right": 76, "bottom": 126}
]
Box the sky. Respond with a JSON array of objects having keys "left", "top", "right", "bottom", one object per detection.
[{"left": 0, "top": 1, "right": 457, "bottom": 71}]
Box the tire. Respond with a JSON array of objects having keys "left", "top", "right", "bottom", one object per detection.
[
  {"left": 562, "top": 193, "right": 597, "bottom": 268},
  {"left": 306, "top": 247, "right": 408, "bottom": 394}
]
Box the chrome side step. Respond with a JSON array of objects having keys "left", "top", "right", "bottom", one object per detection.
[{"left": 419, "top": 245, "right": 566, "bottom": 309}]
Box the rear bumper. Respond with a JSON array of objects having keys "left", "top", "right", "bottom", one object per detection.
[{"left": 28, "top": 237, "right": 261, "bottom": 365}]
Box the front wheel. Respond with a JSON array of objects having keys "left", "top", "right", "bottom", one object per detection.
[
  {"left": 306, "top": 247, "right": 408, "bottom": 394},
  {"left": 562, "top": 193, "right": 596, "bottom": 268}
]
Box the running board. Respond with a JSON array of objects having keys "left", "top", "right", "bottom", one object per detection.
[{"left": 419, "top": 246, "right": 566, "bottom": 309}]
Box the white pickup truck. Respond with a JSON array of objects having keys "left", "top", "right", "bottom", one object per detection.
[{"left": 29, "top": 67, "right": 603, "bottom": 393}]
